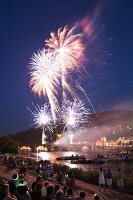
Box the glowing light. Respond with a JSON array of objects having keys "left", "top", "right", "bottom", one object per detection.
[
  {"left": 42, "top": 129, "right": 46, "bottom": 144},
  {"left": 20, "top": 146, "right": 31, "bottom": 150},
  {"left": 54, "top": 141, "right": 59, "bottom": 145},
  {"left": 57, "top": 133, "right": 62, "bottom": 138},
  {"left": 68, "top": 133, "right": 73, "bottom": 144},
  {"left": 36, "top": 146, "right": 46, "bottom": 151},
  {"left": 62, "top": 100, "right": 90, "bottom": 132}
]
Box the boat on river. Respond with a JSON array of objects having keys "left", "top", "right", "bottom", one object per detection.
[
  {"left": 56, "top": 155, "right": 86, "bottom": 161},
  {"left": 115, "top": 150, "right": 133, "bottom": 162},
  {"left": 56, "top": 154, "right": 105, "bottom": 164},
  {"left": 70, "top": 158, "right": 105, "bottom": 164},
  {"left": 105, "top": 149, "right": 133, "bottom": 162}
]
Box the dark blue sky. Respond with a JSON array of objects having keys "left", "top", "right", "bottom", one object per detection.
[{"left": 0, "top": 0, "right": 133, "bottom": 135}]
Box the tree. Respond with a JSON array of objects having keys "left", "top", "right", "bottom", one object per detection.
[{"left": 0, "top": 136, "right": 18, "bottom": 154}]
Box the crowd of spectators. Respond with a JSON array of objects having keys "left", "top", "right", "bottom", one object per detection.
[
  {"left": 0, "top": 153, "right": 125, "bottom": 199},
  {"left": 0, "top": 171, "right": 87, "bottom": 200},
  {"left": 0, "top": 154, "right": 101, "bottom": 200}
]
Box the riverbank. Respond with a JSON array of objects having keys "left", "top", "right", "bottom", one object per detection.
[
  {"left": 0, "top": 162, "right": 133, "bottom": 200},
  {"left": 31, "top": 150, "right": 133, "bottom": 175}
]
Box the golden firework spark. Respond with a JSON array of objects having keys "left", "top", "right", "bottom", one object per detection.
[
  {"left": 29, "top": 49, "right": 60, "bottom": 119},
  {"left": 45, "top": 26, "right": 85, "bottom": 69},
  {"left": 45, "top": 26, "right": 85, "bottom": 100}
]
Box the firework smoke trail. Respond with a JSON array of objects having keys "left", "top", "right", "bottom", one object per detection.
[
  {"left": 76, "top": 81, "right": 100, "bottom": 120},
  {"left": 45, "top": 26, "right": 85, "bottom": 100},
  {"left": 29, "top": 49, "right": 60, "bottom": 119},
  {"left": 61, "top": 100, "right": 90, "bottom": 133}
]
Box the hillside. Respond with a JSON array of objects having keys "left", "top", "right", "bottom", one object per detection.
[
  {"left": 82, "top": 110, "right": 133, "bottom": 142},
  {"left": 7, "top": 110, "right": 133, "bottom": 145}
]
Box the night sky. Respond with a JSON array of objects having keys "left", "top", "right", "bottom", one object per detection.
[{"left": 0, "top": 0, "right": 133, "bottom": 135}]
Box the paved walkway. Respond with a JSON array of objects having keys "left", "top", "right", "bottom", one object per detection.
[
  {"left": 0, "top": 163, "right": 133, "bottom": 200},
  {"left": 75, "top": 179, "right": 133, "bottom": 200}
]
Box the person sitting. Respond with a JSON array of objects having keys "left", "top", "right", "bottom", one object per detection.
[
  {"left": 67, "top": 176, "right": 75, "bottom": 189},
  {"left": 31, "top": 183, "right": 42, "bottom": 200},
  {"left": 52, "top": 184, "right": 60, "bottom": 198},
  {"left": 93, "top": 194, "right": 101, "bottom": 200},
  {"left": 8, "top": 174, "right": 18, "bottom": 196},
  {"left": 31, "top": 175, "right": 42, "bottom": 191},
  {"left": 62, "top": 185, "right": 67, "bottom": 195},
  {"left": 74, "top": 191, "right": 86, "bottom": 199},
  {"left": 16, "top": 174, "right": 27, "bottom": 187},
  {"left": 64, "top": 187, "right": 74, "bottom": 199},
  {"left": 41, "top": 168, "right": 48, "bottom": 180},
  {"left": 16, "top": 179, "right": 31, "bottom": 199},
  {"left": 45, "top": 184, "right": 54, "bottom": 200},
  {"left": 19, "top": 164, "right": 27, "bottom": 176},
  {"left": 0, "top": 183, "right": 17, "bottom": 200},
  {"left": 41, "top": 181, "right": 49, "bottom": 198},
  {"left": 54, "top": 189, "right": 64, "bottom": 200}
]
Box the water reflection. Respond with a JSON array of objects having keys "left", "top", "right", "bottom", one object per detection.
[
  {"left": 38, "top": 151, "right": 81, "bottom": 162},
  {"left": 35, "top": 151, "right": 133, "bottom": 175}
]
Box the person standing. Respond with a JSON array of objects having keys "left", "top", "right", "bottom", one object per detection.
[
  {"left": 74, "top": 191, "right": 86, "bottom": 200},
  {"left": 67, "top": 176, "right": 75, "bottom": 190},
  {"left": 99, "top": 167, "right": 105, "bottom": 192},
  {"left": 106, "top": 169, "right": 112, "bottom": 191},
  {"left": 116, "top": 168, "right": 124, "bottom": 194}
]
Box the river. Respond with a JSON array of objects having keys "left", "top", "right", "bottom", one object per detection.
[{"left": 30, "top": 150, "right": 133, "bottom": 176}]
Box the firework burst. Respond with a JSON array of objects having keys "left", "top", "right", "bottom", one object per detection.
[
  {"left": 28, "top": 25, "right": 90, "bottom": 142},
  {"left": 29, "top": 49, "right": 60, "bottom": 119},
  {"left": 45, "top": 26, "right": 85, "bottom": 100},
  {"left": 27, "top": 103, "right": 53, "bottom": 131},
  {"left": 45, "top": 26, "right": 85, "bottom": 69},
  {"left": 61, "top": 100, "right": 90, "bottom": 132}
]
